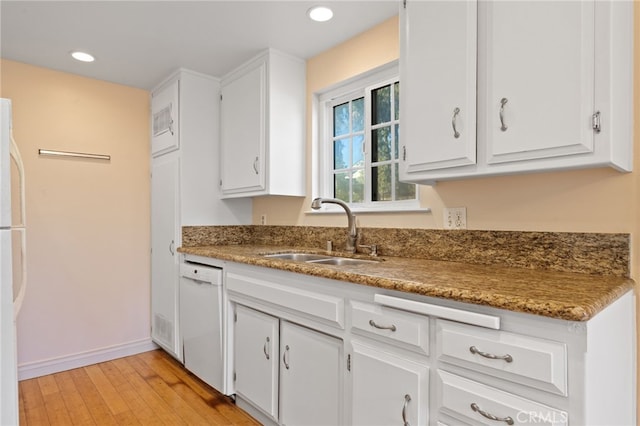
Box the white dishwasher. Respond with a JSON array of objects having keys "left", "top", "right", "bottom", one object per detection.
[{"left": 179, "top": 262, "right": 225, "bottom": 393}]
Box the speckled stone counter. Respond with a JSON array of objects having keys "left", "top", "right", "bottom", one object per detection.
[{"left": 178, "top": 226, "right": 635, "bottom": 321}]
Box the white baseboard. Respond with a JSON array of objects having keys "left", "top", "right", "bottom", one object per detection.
[{"left": 18, "top": 338, "right": 159, "bottom": 380}]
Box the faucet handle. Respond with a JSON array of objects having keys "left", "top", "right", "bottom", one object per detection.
[{"left": 358, "top": 244, "right": 378, "bottom": 257}]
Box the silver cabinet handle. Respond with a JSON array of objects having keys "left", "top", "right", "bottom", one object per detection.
[
  {"left": 369, "top": 319, "right": 396, "bottom": 332},
  {"left": 452, "top": 107, "right": 461, "bottom": 139},
  {"left": 471, "top": 403, "right": 514, "bottom": 425},
  {"left": 263, "top": 337, "right": 270, "bottom": 360},
  {"left": 169, "top": 240, "right": 175, "bottom": 256},
  {"left": 499, "top": 98, "right": 508, "bottom": 131},
  {"left": 402, "top": 394, "right": 411, "bottom": 426},
  {"left": 253, "top": 156, "right": 259, "bottom": 174},
  {"left": 169, "top": 118, "right": 174, "bottom": 136},
  {"left": 283, "top": 344, "right": 290, "bottom": 369},
  {"left": 469, "top": 346, "right": 513, "bottom": 363}
]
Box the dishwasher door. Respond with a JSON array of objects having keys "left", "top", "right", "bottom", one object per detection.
[{"left": 179, "top": 263, "right": 224, "bottom": 393}]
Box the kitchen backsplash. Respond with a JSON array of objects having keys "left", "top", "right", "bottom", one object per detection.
[{"left": 182, "top": 225, "right": 630, "bottom": 277}]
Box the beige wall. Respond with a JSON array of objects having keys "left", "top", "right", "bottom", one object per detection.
[{"left": 0, "top": 60, "right": 151, "bottom": 368}]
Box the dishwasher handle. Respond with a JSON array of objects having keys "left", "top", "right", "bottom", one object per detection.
[{"left": 179, "top": 263, "right": 221, "bottom": 284}]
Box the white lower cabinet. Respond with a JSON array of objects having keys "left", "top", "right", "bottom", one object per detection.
[
  {"left": 223, "top": 263, "right": 635, "bottom": 426},
  {"left": 232, "top": 300, "right": 341, "bottom": 425},
  {"left": 234, "top": 304, "right": 279, "bottom": 421},
  {"left": 351, "top": 340, "right": 429, "bottom": 426},
  {"left": 280, "top": 321, "right": 342, "bottom": 426}
]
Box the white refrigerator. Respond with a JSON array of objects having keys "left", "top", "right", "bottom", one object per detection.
[{"left": 0, "top": 98, "right": 26, "bottom": 426}]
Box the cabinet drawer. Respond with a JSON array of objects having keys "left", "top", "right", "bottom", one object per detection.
[
  {"left": 437, "top": 320, "right": 567, "bottom": 396},
  {"left": 438, "top": 370, "right": 568, "bottom": 426},
  {"left": 227, "top": 272, "right": 344, "bottom": 328},
  {"left": 351, "top": 301, "right": 429, "bottom": 355}
]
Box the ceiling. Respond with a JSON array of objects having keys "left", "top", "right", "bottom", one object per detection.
[{"left": 0, "top": 1, "right": 399, "bottom": 91}]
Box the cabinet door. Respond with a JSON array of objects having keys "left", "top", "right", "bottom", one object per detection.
[
  {"left": 151, "top": 79, "right": 180, "bottom": 156},
  {"left": 400, "top": 0, "right": 477, "bottom": 176},
  {"left": 280, "top": 321, "right": 342, "bottom": 426},
  {"left": 481, "top": 1, "right": 595, "bottom": 164},
  {"left": 234, "top": 304, "right": 279, "bottom": 421},
  {"left": 150, "top": 156, "right": 180, "bottom": 359},
  {"left": 220, "top": 62, "right": 266, "bottom": 195},
  {"left": 351, "top": 340, "right": 429, "bottom": 426}
]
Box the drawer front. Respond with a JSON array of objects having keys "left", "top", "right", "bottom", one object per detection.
[
  {"left": 438, "top": 370, "right": 568, "bottom": 426},
  {"left": 351, "top": 301, "right": 429, "bottom": 355},
  {"left": 226, "top": 272, "right": 345, "bottom": 328},
  {"left": 437, "top": 320, "right": 567, "bottom": 395}
]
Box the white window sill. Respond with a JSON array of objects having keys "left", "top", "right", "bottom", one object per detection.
[{"left": 305, "top": 202, "right": 431, "bottom": 215}]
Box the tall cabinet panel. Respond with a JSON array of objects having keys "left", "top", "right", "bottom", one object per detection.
[
  {"left": 150, "top": 156, "right": 180, "bottom": 357},
  {"left": 150, "top": 69, "right": 252, "bottom": 362}
]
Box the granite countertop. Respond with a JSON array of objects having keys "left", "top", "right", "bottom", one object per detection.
[{"left": 178, "top": 243, "right": 634, "bottom": 322}]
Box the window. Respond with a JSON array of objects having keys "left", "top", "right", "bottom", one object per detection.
[{"left": 315, "top": 62, "right": 418, "bottom": 212}]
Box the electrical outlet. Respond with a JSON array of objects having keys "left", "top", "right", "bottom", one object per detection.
[
  {"left": 444, "top": 207, "right": 467, "bottom": 230},
  {"left": 260, "top": 214, "right": 267, "bottom": 225}
]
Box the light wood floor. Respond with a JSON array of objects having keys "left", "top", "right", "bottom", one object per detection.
[{"left": 18, "top": 349, "right": 260, "bottom": 425}]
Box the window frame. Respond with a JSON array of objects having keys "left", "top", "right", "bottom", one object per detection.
[{"left": 312, "top": 60, "right": 425, "bottom": 214}]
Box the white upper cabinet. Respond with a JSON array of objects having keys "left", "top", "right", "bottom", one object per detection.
[
  {"left": 400, "top": 0, "right": 633, "bottom": 184},
  {"left": 400, "top": 0, "right": 477, "bottom": 173},
  {"left": 151, "top": 78, "right": 179, "bottom": 156},
  {"left": 220, "top": 49, "right": 306, "bottom": 198}
]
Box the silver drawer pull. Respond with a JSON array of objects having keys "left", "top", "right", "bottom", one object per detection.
[
  {"left": 469, "top": 346, "right": 513, "bottom": 363},
  {"left": 369, "top": 319, "right": 397, "bottom": 332},
  {"left": 471, "top": 403, "right": 514, "bottom": 425},
  {"left": 402, "top": 394, "right": 411, "bottom": 426},
  {"left": 499, "top": 98, "right": 508, "bottom": 132},
  {"left": 263, "top": 337, "right": 270, "bottom": 360},
  {"left": 283, "top": 345, "right": 290, "bottom": 369},
  {"left": 452, "top": 107, "right": 461, "bottom": 138}
]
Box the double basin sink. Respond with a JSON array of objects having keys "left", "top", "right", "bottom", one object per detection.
[{"left": 264, "top": 252, "right": 378, "bottom": 266}]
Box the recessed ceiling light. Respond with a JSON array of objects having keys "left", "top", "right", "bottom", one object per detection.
[
  {"left": 70, "top": 51, "right": 95, "bottom": 63},
  {"left": 308, "top": 6, "right": 333, "bottom": 22}
]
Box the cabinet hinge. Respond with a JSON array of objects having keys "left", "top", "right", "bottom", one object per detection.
[
  {"left": 403, "top": 0, "right": 407, "bottom": 9},
  {"left": 592, "top": 111, "right": 601, "bottom": 134},
  {"left": 220, "top": 94, "right": 223, "bottom": 102},
  {"left": 347, "top": 354, "right": 351, "bottom": 372},
  {"left": 234, "top": 312, "right": 237, "bottom": 322},
  {"left": 233, "top": 371, "right": 236, "bottom": 382},
  {"left": 219, "top": 179, "right": 222, "bottom": 187},
  {"left": 402, "top": 145, "right": 407, "bottom": 161}
]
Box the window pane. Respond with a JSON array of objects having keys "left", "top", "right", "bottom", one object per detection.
[
  {"left": 352, "top": 169, "right": 365, "bottom": 203},
  {"left": 333, "top": 138, "right": 349, "bottom": 170},
  {"left": 394, "top": 124, "right": 400, "bottom": 160},
  {"left": 372, "top": 85, "right": 391, "bottom": 125},
  {"left": 333, "top": 102, "right": 349, "bottom": 137},
  {"left": 394, "top": 82, "right": 400, "bottom": 120},
  {"left": 352, "top": 98, "right": 365, "bottom": 132},
  {"left": 372, "top": 126, "right": 392, "bottom": 163},
  {"left": 334, "top": 172, "right": 350, "bottom": 202},
  {"left": 395, "top": 165, "right": 416, "bottom": 201},
  {"left": 352, "top": 135, "right": 364, "bottom": 167},
  {"left": 372, "top": 164, "right": 392, "bottom": 201}
]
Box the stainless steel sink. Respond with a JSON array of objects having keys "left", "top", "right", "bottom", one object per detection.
[
  {"left": 264, "top": 253, "right": 333, "bottom": 262},
  {"left": 308, "top": 257, "right": 378, "bottom": 266},
  {"left": 263, "top": 252, "right": 377, "bottom": 266}
]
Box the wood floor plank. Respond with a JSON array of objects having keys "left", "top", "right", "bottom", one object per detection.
[
  {"left": 53, "top": 372, "right": 95, "bottom": 425},
  {"left": 138, "top": 351, "right": 242, "bottom": 425},
  {"left": 111, "top": 357, "right": 188, "bottom": 426},
  {"left": 84, "top": 364, "right": 130, "bottom": 415},
  {"left": 148, "top": 350, "right": 260, "bottom": 425},
  {"left": 125, "top": 356, "right": 211, "bottom": 425},
  {"left": 69, "top": 368, "right": 119, "bottom": 426},
  {"left": 19, "top": 350, "right": 259, "bottom": 426},
  {"left": 19, "top": 378, "right": 50, "bottom": 426},
  {"left": 99, "top": 360, "right": 165, "bottom": 425}
]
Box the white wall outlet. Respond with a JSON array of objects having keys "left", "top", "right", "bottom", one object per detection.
[
  {"left": 260, "top": 214, "right": 267, "bottom": 225},
  {"left": 444, "top": 207, "right": 467, "bottom": 230}
]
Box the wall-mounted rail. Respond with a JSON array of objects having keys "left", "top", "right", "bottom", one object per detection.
[{"left": 38, "top": 149, "right": 111, "bottom": 161}]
